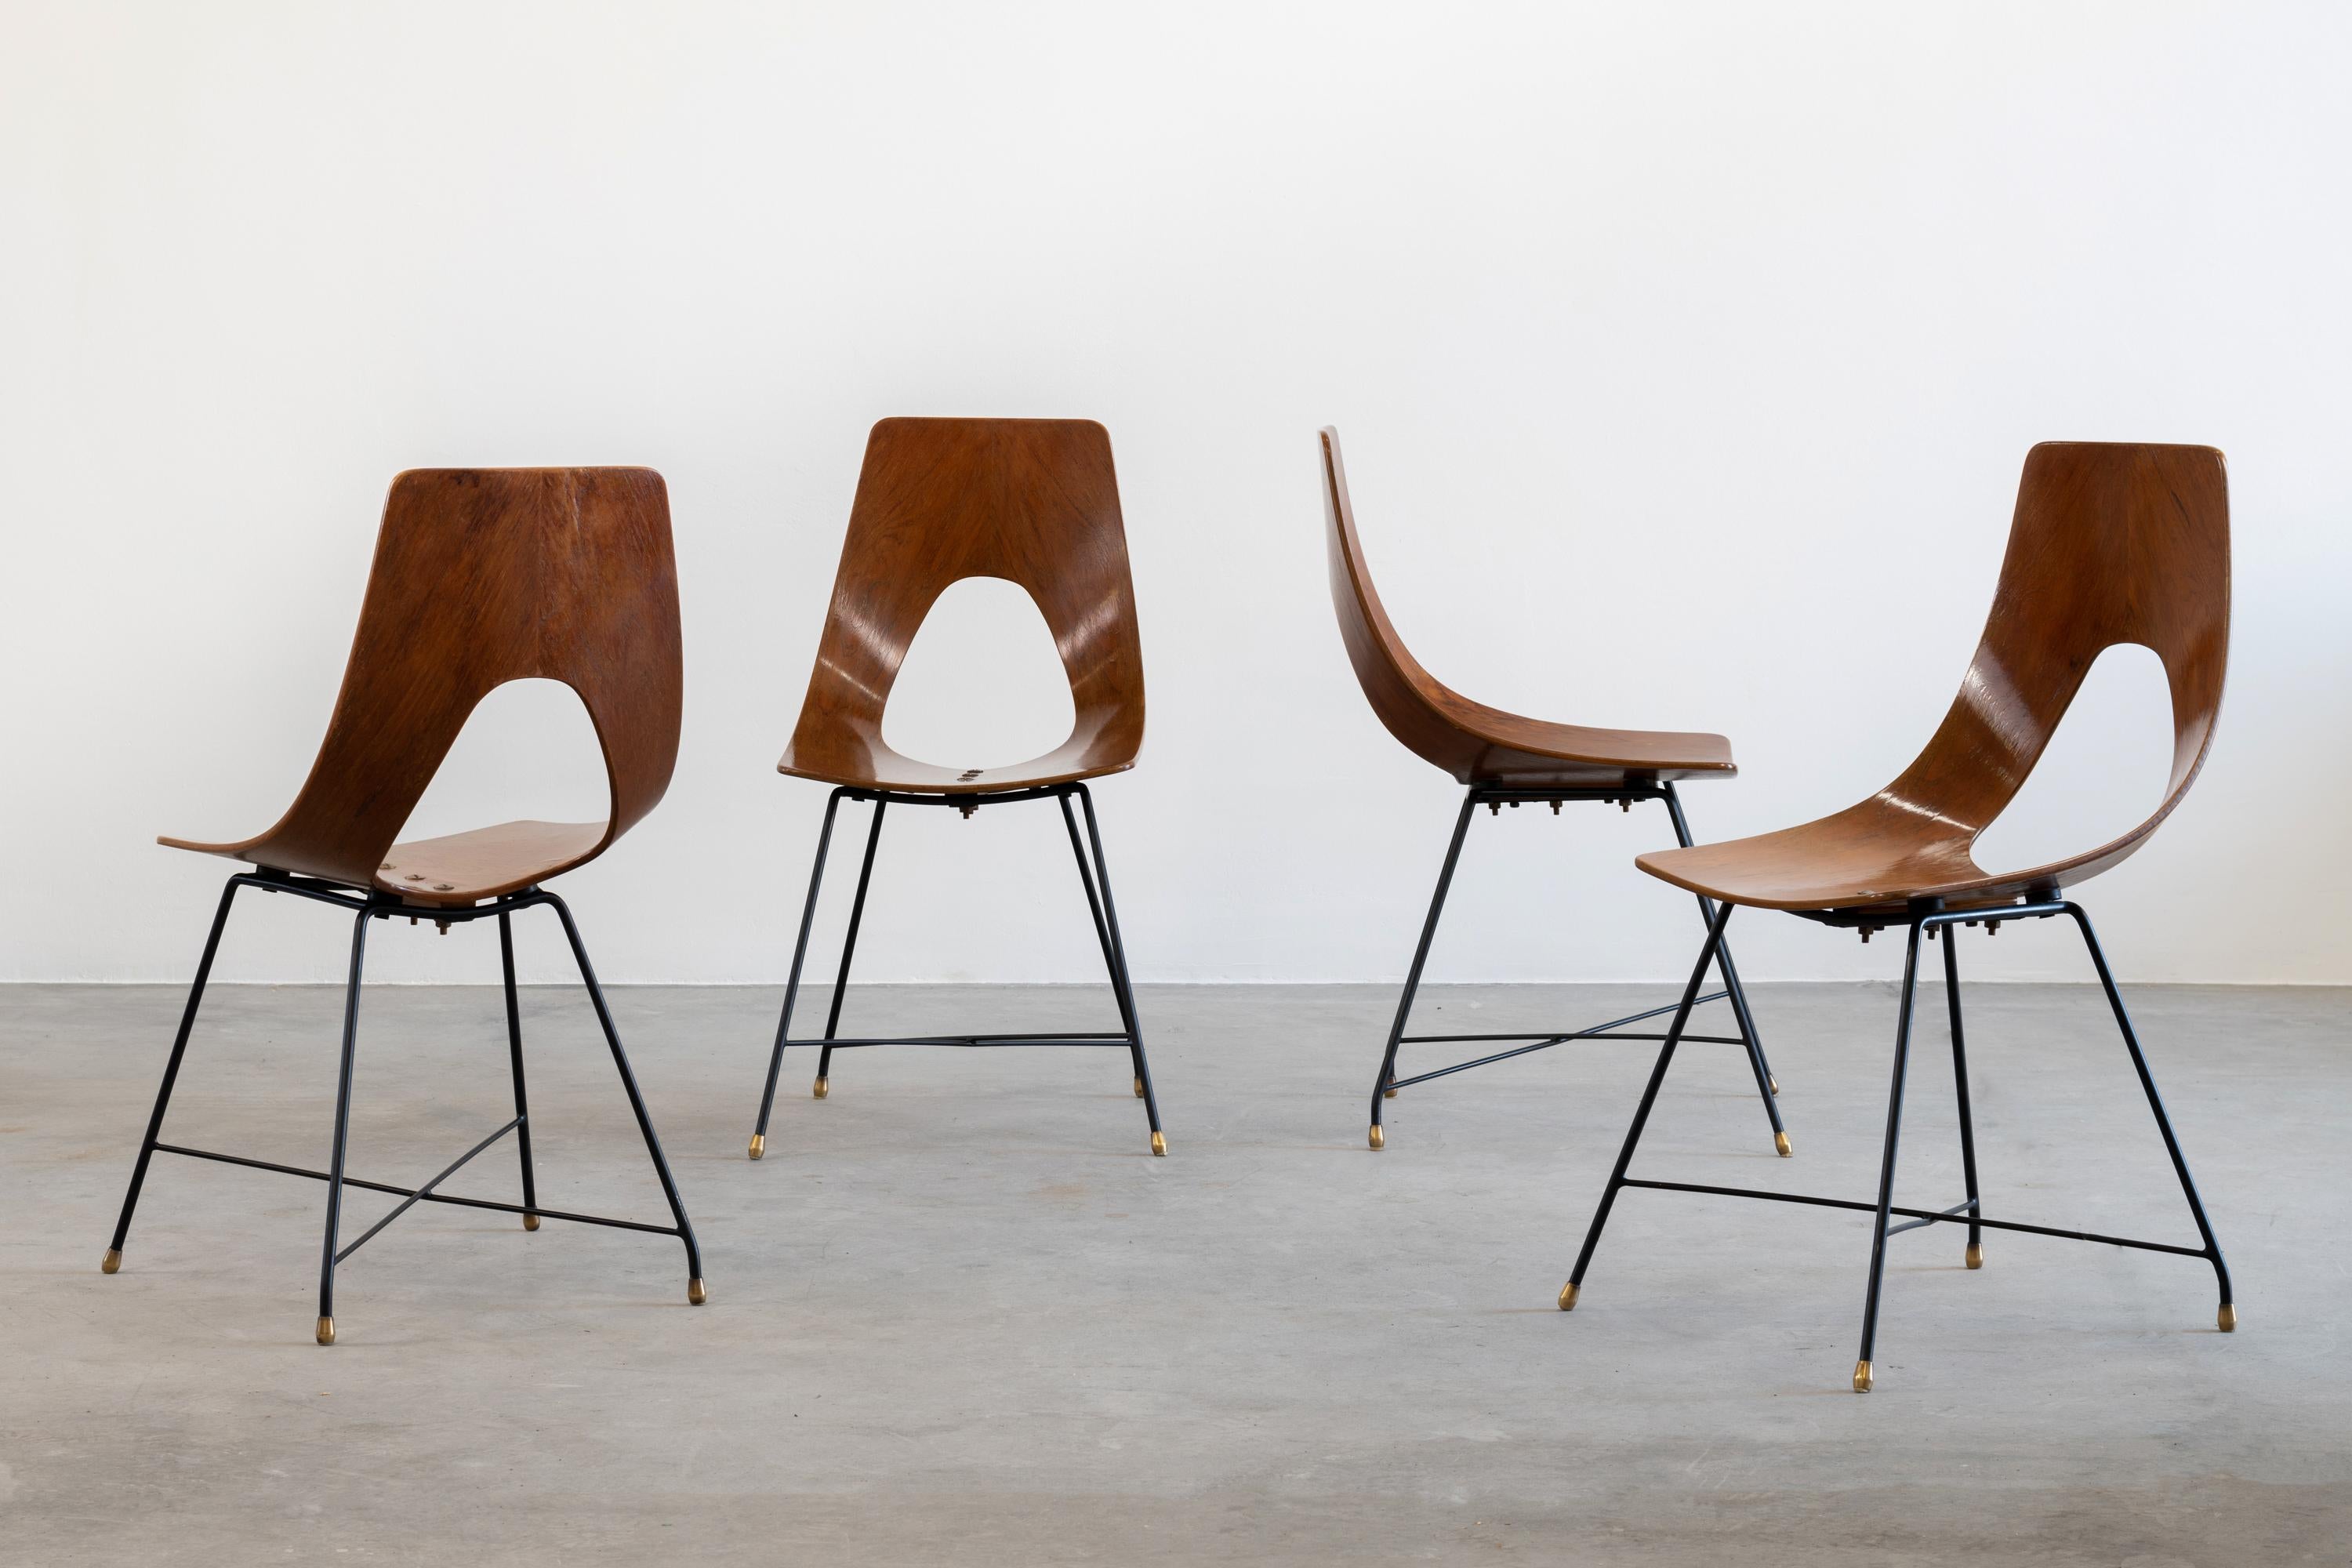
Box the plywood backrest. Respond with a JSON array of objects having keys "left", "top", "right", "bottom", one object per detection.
[
  {"left": 244, "top": 467, "right": 681, "bottom": 887},
  {"left": 789, "top": 418, "right": 1144, "bottom": 764}
]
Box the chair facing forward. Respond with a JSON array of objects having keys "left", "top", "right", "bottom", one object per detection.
[
  {"left": 106, "top": 468, "right": 705, "bottom": 1344},
  {"left": 1319, "top": 427, "right": 1786, "bottom": 1155},
  {"left": 747, "top": 418, "right": 1165, "bottom": 1158},
  {"left": 1560, "top": 441, "right": 2234, "bottom": 1393}
]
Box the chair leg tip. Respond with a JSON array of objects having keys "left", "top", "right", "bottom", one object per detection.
[
  {"left": 1384, "top": 1087, "right": 1397, "bottom": 1099},
  {"left": 316, "top": 1316, "right": 336, "bottom": 1346},
  {"left": 1769, "top": 1076, "right": 1781, "bottom": 1096},
  {"left": 100, "top": 1248, "right": 122, "bottom": 1275},
  {"left": 1368, "top": 1124, "right": 1385, "bottom": 1151},
  {"left": 1775, "top": 1131, "right": 1792, "bottom": 1158},
  {"left": 688, "top": 1278, "right": 708, "bottom": 1306},
  {"left": 1134, "top": 1076, "right": 1145, "bottom": 1098},
  {"left": 747, "top": 1134, "right": 765, "bottom": 1160},
  {"left": 2218, "top": 1303, "right": 2237, "bottom": 1332},
  {"left": 1558, "top": 1282, "right": 1578, "bottom": 1312},
  {"left": 522, "top": 1214, "right": 540, "bottom": 1232},
  {"left": 1965, "top": 1243, "right": 1982, "bottom": 1269},
  {"left": 1852, "top": 1360, "right": 1872, "bottom": 1392},
  {"left": 1150, "top": 1131, "right": 1167, "bottom": 1157},
  {"left": 811, "top": 1076, "right": 829, "bottom": 1100}
]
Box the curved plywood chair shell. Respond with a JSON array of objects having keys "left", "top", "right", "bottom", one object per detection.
[
  {"left": 1638, "top": 441, "right": 2227, "bottom": 913},
  {"left": 160, "top": 467, "right": 681, "bottom": 907},
  {"left": 779, "top": 418, "right": 1145, "bottom": 793},
  {"left": 1320, "top": 426, "right": 1734, "bottom": 786}
]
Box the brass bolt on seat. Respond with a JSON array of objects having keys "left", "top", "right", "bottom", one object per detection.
[
  {"left": 316, "top": 1316, "right": 336, "bottom": 1346},
  {"left": 688, "top": 1278, "right": 708, "bottom": 1306},
  {"left": 1558, "top": 1281, "right": 1579, "bottom": 1311},
  {"left": 101, "top": 1248, "right": 122, "bottom": 1275},
  {"left": 1150, "top": 1131, "right": 1167, "bottom": 1157},
  {"left": 2218, "top": 1303, "right": 2238, "bottom": 1332},
  {"left": 1965, "top": 1243, "right": 1983, "bottom": 1269},
  {"left": 1775, "top": 1131, "right": 1792, "bottom": 1157},
  {"left": 811, "top": 1076, "right": 829, "bottom": 1100},
  {"left": 1367, "top": 1124, "right": 1385, "bottom": 1150},
  {"left": 1852, "top": 1360, "right": 1872, "bottom": 1393},
  {"left": 747, "top": 1133, "right": 765, "bottom": 1160}
]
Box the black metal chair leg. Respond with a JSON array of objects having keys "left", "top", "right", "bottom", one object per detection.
[
  {"left": 1367, "top": 791, "right": 1478, "bottom": 1149},
  {"left": 2067, "top": 903, "right": 2235, "bottom": 1330},
  {"left": 1663, "top": 785, "right": 1787, "bottom": 1150},
  {"left": 1853, "top": 923, "right": 1926, "bottom": 1392},
  {"left": 104, "top": 875, "right": 243, "bottom": 1275},
  {"left": 814, "top": 798, "right": 887, "bottom": 1100},
  {"left": 1562, "top": 898, "right": 1734, "bottom": 1308},
  {"left": 1058, "top": 791, "right": 1142, "bottom": 1103},
  {"left": 1941, "top": 926, "right": 1983, "bottom": 1269},
  {"left": 751, "top": 787, "right": 844, "bottom": 1159},
  {"left": 499, "top": 912, "right": 540, "bottom": 1232},
  {"left": 1073, "top": 783, "right": 1164, "bottom": 1155},
  {"left": 545, "top": 894, "right": 705, "bottom": 1305},
  {"left": 314, "top": 906, "right": 372, "bottom": 1345}
]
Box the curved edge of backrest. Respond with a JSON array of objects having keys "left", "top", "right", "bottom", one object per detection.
[
  {"left": 790, "top": 417, "right": 1144, "bottom": 767},
  {"left": 563, "top": 466, "right": 684, "bottom": 854},
  {"left": 1319, "top": 426, "right": 1476, "bottom": 775},
  {"left": 234, "top": 467, "right": 681, "bottom": 887},
  {"left": 1888, "top": 441, "right": 2229, "bottom": 887}
]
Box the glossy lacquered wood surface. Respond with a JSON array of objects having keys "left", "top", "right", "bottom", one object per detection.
[
  {"left": 1320, "top": 427, "right": 1734, "bottom": 786},
  {"left": 779, "top": 418, "right": 1145, "bottom": 793},
  {"left": 1639, "top": 442, "right": 2228, "bottom": 913},
  {"left": 161, "top": 468, "right": 681, "bottom": 906}
]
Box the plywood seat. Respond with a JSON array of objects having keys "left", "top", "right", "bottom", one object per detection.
[
  {"left": 776, "top": 735, "right": 1131, "bottom": 794},
  {"left": 1636, "top": 802, "right": 2033, "bottom": 917},
  {"left": 162, "top": 818, "right": 610, "bottom": 907},
  {"left": 1428, "top": 703, "right": 1733, "bottom": 788}
]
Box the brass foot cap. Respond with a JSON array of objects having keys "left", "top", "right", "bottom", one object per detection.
[
  {"left": 1368, "top": 1124, "right": 1385, "bottom": 1150},
  {"left": 2218, "top": 1303, "right": 2237, "bottom": 1332},
  {"left": 747, "top": 1133, "right": 765, "bottom": 1161},
  {"left": 1769, "top": 1076, "right": 1781, "bottom": 1096},
  {"left": 811, "top": 1076, "right": 829, "bottom": 1100},
  {"left": 1965, "top": 1243, "right": 1983, "bottom": 1269},
  {"left": 1384, "top": 1087, "right": 1397, "bottom": 1099},
  {"left": 522, "top": 1213, "right": 540, "bottom": 1231},
  {"left": 1852, "top": 1359, "right": 1872, "bottom": 1393},
  {"left": 1134, "top": 1076, "right": 1145, "bottom": 1098},
  {"left": 1775, "top": 1131, "right": 1792, "bottom": 1158},
  {"left": 688, "top": 1278, "right": 708, "bottom": 1306},
  {"left": 101, "top": 1248, "right": 122, "bottom": 1275},
  {"left": 1150, "top": 1131, "right": 1167, "bottom": 1157},
  {"left": 1558, "top": 1282, "right": 1579, "bottom": 1312},
  {"left": 316, "top": 1316, "right": 336, "bottom": 1346}
]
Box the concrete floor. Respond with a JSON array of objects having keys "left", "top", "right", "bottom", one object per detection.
[{"left": 4, "top": 978, "right": 2348, "bottom": 1565}]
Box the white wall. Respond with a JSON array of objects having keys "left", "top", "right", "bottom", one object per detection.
[{"left": 4, "top": 2, "right": 2347, "bottom": 987}]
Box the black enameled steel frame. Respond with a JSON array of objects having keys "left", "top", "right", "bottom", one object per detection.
[
  {"left": 1560, "top": 895, "right": 2234, "bottom": 1390},
  {"left": 103, "top": 869, "right": 705, "bottom": 1341},
  {"left": 749, "top": 779, "right": 1163, "bottom": 1154},
  {"left": 1367, "top": 782, "right": 1786, "bottom": 1151}
]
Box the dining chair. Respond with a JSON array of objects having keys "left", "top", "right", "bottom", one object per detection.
[
  {"left": 746, "top": 418, "right": 1164, "bottom": 1157},
  {"left": 1559, "top": 441, "right": 2234, "bottom": 1393},
  {"left": 1319, "top": 428, "right": 1787, "bottom": 1154},
  {"left": 103, "top": 468, "right": 705, "bottom": 1344}
]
